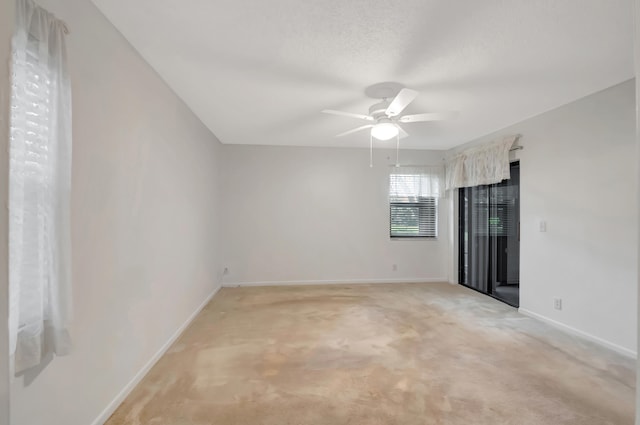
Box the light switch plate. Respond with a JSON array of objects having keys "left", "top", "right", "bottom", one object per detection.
[{"left": 539, "top": 221, "right": 547, "bottom": 232}]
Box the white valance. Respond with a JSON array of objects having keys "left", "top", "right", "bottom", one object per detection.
[
  {"left": 389, "top": 166, "right": 443, "bottom": 199},
  {"left": 445, "top": 136, "right": 517, "bottom": 190}
]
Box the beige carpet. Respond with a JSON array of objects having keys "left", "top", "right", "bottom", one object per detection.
[{"left": 106, "top": 283, "right": 635, "bottom": 425}]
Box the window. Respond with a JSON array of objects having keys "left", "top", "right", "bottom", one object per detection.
[{"left": 389, "top": 168, "right": 440, "bottom": 238}]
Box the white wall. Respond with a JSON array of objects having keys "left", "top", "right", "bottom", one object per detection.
[
  {"left": 452, "top": 80, "right": 637, "bottom": 355},
  {"left": 222, "top": 145, "right": 449, "bottom": 286},
  {"left": 0, "top": 1, "right": 13, "bottom": 424},
  {"left": 9, "top": 1, "right": 224, "bottom": 425}
]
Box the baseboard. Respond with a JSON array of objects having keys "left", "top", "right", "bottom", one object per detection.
[
  {"left": 518, "top": 308, "right": 637, "bottom": 359},
  {"left": 91, "top": 284, "right": 222, "bottom": 425},
  {"left": 222, "top": 277, "right": 447, "bottom": 288}
]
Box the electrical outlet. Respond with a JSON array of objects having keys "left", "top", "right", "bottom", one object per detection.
[
  {"left": 223, "top": 267, "right": 229, "bottom": 275},
  {"left": 553, "top": 298, "right": 562, "bottom": 310},
  {"left": 392, "top": 264, "right": 398, "bottom": 271}
]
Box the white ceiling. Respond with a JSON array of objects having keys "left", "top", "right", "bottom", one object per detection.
[{"left": 92, "top": 0, "right": 634, "bottom": 150}]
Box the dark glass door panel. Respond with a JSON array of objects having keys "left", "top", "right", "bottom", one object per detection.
[{"left": 459, "top": 162, "right": 520, "bottom": 307}]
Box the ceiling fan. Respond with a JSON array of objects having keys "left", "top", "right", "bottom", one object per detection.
[{"left": 322, "top": 87, "right": 457, "bottom": 141}]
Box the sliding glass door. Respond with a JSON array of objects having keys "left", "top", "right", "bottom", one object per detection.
[{"left": 458, "top": 162, "right": 520, "bottom": 306}]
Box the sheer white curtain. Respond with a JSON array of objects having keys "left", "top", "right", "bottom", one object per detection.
[
  {"left": 9, "top": 0, "right": 72, "bottom": 375},
  {"left": 445, "top": 136, "right": 516, "bottom": 190},
  {"left": 389, "top": 166, "right": 443, "bottom": 199}
]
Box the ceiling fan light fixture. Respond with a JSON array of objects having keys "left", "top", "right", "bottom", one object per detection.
[{"left": 371, "top": 122, "right": 399, "bottom": 140}]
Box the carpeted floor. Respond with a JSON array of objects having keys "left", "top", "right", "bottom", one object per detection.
[{"left": 106, "top": 283, "right": 635, "bottom": 425}]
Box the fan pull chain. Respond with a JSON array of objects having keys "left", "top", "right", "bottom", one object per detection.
[
  {"left": 370, "top": 133, "right": 373, "bottom": 168},
  {"left": 395, "top": 133, "right": 400, "bottom": 167}
]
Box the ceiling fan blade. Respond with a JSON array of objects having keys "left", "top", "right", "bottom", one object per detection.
[
  {"left": 335, "top": 125, "right": 374, "bottom": 137},
  {"left": 385, "top": 88, "right": 418, "bottom": 117},
  {"left": 397, "top": 125, "right": 409, "bottom": 139},
  {"left": 398, "top": 111, "right": 459, "bottom": 123},
  {"left": 322, "top": 109, "right": 374, "bottom": 121}
]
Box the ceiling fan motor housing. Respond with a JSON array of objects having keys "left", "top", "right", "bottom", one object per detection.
[{"left": 369, "top": 100, "right": 391, "bottom": 120}]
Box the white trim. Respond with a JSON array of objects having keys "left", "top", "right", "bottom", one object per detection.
[
  {"left": 90, "top": 285, "right": 222, "bottom": 425},
  {"left": 222, "top": 277, "right": 447, "bottom": 288},
  {"left": 519, "top": 308, "right": 637, "bottom": 359}
]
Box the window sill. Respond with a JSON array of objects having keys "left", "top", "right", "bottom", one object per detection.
[{"left": 390, "top": 237, "right": 439, "bottom": 241}]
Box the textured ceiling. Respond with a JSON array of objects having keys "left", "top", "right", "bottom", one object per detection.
[{"left": 92, "top": 0, "right": 633, "bottom": 150}]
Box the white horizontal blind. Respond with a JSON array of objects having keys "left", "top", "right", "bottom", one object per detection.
[
  {"left": 389, "top": 168, "right": 440, "bottom": 238},
  {"left": 390, "top": 198, "right": 437, "bottom": 237},
  {"left": 469, "top": 184, "right": 518, "bottom": 236},
  {"left": 490, "top": 185, "right": 518, "bottom": 236}
]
